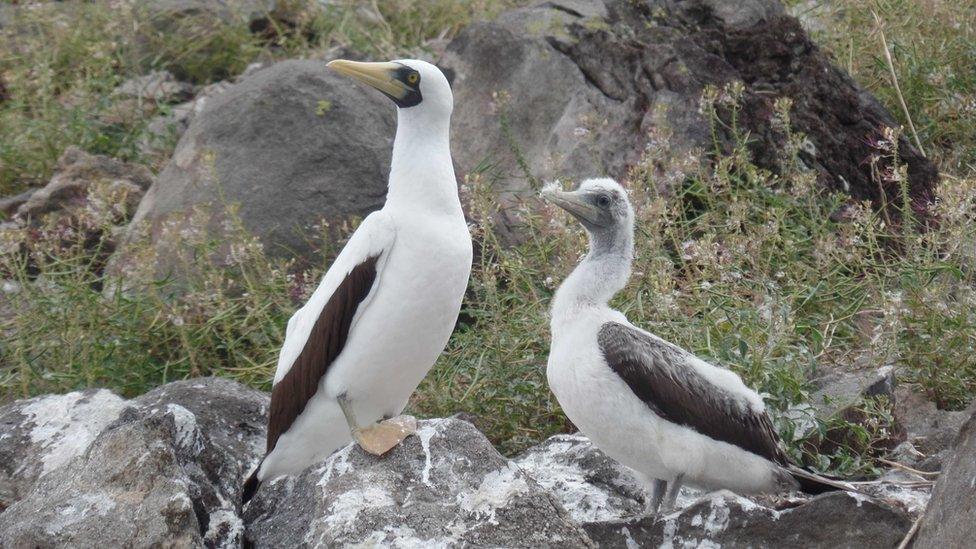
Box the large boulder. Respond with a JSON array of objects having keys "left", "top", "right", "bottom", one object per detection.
[
  {"left": 0, "top": 389, "right": 128, "bottom": 511},
  {"left": 0, "top": 378, "right": 267, "bottom": 548},
  {"left": 441, "top": 0, "right": 938, "bottom": 242},
  {"left": 914, "top": 408, "right": 976, "bottom": 548},
  {"left": 243, "top": 418, "right": 593, "bottom": 547},
  {"left": 118, "top": 59, "right": 396, "bottom": 273}
]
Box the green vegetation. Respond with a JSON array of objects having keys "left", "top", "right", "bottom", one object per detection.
[
  {"left": 0, "top": 0, "right": 522, "bottom": 194},
  {"left": 1, "top": 0, "right": 974, "bottom": 476},
  {"left": 790, "top": 0, "right": 976, "bottom": 171}
]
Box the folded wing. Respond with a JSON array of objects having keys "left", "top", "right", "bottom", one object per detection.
[{"left": 597, "top": 321, "right": 788, "bottom": 464}]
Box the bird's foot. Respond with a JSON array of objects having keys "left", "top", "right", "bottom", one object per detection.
[{"left": 352, "top": 415, "right": 418, "bottom": 456}]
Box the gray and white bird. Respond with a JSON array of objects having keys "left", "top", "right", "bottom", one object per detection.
[
  {"left": 242, "top": 59, "right": 471, "bottom": 505},
  {"left": 542, "top": 178, "right": 846, "bottom": 515}
]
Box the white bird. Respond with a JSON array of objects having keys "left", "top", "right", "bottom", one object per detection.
[
  {"left": 242, "top": 59, "right": 472, "bottom": 505},
  {"left": 541, "top": 178, "right": 847, "bottom": 515}
]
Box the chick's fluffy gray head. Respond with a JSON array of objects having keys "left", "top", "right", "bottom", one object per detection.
[{"left": 542, "top": 177, "right": 634, "bottom": 255}]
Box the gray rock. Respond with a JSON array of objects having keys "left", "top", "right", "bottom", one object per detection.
[
  {"left": 584, "top": 491, "right": 912, "bottom": 548},
  {"left": 441, "top": 0, "right": 938, "bottom": 242},
  {"left": 112, "top": 70, "right": 195, "bottom": 104},
  {"left": 0, "top": 408, "right": 207, "bottom": 547},
  {"left": 16, "top": 147, "right": 153, "bottom": 222},
  {"left": 0, "top": 389, "right": 128, "bottom": 511},
  {"left": 140, "top": 0, "right": 279, "bottom": 26},
  {"left": 0, "top": 378, "right": 267, "bottom": 548},
  {"left": 0, "top": 188, "right": 37, "bottom": 218},
  {"left": 809, "top": 365, "right": 897, "bottom": 419},
  {"left": 118, "top": 59, "right": 395, "bottom": 273},
  {"left": 139, "top": 80, "right": 233, "bottom": 158},
  {"left": 514, "top": 432, "right": 702, "bottom": 523},
  {"left": 914, "top": 408, "right": 976, "bottom": 548},
  {"left": 894, "top": 387, "right": 974, "bottom": 470},
  {"left": 244, "top": 418, "right": 593, "bottom": 548},
  {"left": 131, "top": 378, "right": 269, "bottom": 547}
]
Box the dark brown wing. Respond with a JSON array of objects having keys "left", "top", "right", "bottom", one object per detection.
[
  {"left": 598, "top": 322, "right": 788, "bottom": 464},
  {"left": 266, "top": 255, "right": 379, "bottom": 454}
]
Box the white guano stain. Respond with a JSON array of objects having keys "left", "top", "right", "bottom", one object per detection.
[
  {"left": 457, "top": 462, "right": 530, "bottom": 525},
  {"left": 165, "top": 403, "right": 202, "bottom": 453},
  {"left": 21, "top": 390, "right": 126, "bottom": 476}
]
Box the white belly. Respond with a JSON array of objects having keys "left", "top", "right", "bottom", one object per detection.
[{"left": 261, "top": 214, "right": 471, "bottom": 479}]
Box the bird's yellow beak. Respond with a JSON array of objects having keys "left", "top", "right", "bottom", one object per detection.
[{"left": 327, "top": 60, "right": 411, "bottom": 101}]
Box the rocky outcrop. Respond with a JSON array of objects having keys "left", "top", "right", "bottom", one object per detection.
[
  {"left": 0, "top": 378, "right": 935, "bottom": 548},
  {"left": 893, "top": 388, "right": 975, "bottom": 471},
  {"left": 914, "top": 408, "right": 976, "bottom": 548},
  {"left": 0, "top": 389, "right": 128, "bottom": 510},
  {"left": 513, "top": 432, "right": 918, "bottom": 548},
  {"left": 0, "top": 378, "right": 267, "bottom": 547},
  {"left": 244, "top": 418, "right": 593, "bottom": 547},
  {"left": 442, "top": 0, "right": 938, "bottom": 241},
  {"left": 15, "top": 147, "right": 152, "bottom": 223},
  {"left": 585, "top": 491, "right": 912, "bottom": 548},
  {"left": 0, "top": 147, "right": 153, "bottom": 279},
  {"left": 117, "top": 59, "right": 395, "bottom": 274},
  {"left": 513, "top": 433, "right": 649, "bottom": 523}
]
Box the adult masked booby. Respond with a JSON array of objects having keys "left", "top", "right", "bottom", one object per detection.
[
  {"left": 241, "top": 59, "right": 472, "bottom": 505},
  {"left": 542, "top": 178, "right": 849, "bottom": 515}
]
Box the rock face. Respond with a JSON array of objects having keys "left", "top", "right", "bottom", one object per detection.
[
  {"left": 120, "top": 59, "right": 395, "bottom": 271},
  {"left": 513, "top": 432, "right": 918, "bottom": 548},
  {"left": 441, "top": 0, "right": 938, "bottom": 241},
  {"left": 513, "top": 433, "right": 648, "bottom": 523},
  {"left": 244, "top": 418, "right": 593, "bottom": 547},
  {"left": 0, "top": 380, "right": 934, "bottom": 547},
  {"left": 914, "top": 409, "right": 976, "bottom": 548},
  {"left": 584, "top": 491, "right": 912, "bottom": 549},
  {"left": 893, "top": 388, "right": 975, "bottom": 471},
  {"left": 0, "top": 378, "right": 267, "bottom": 548},
  {"left": 0, "top": 389, "right": 128, "bottom": 511},
  {"left": 16, "top": 147, "right": 153, "bottom": 222}
]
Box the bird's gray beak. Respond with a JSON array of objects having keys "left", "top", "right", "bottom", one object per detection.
[
  {"left": 541, "top": 187, "right": 601, "bottom": 226},
  {"left": 327, "top": 59, "right": 411, "bottom": 101}
]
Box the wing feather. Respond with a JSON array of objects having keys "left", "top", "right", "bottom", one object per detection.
[
  {"left": 264, "top": 211, "right": 396, "bottom": 455},
  {"left": 265, "top": 255, "right": 379, "bottom": 454},
  {"left": 597, "top": 322, "right": 788, "bottom": 464}
]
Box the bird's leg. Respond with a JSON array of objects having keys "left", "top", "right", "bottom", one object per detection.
[
  {"left": 337, "top": 394, "right": 416, "bottom": 456},
  {"left": 643, "top": 478, "right": 667, "bottom": 517},
  {"left": 660, "top": 474, "right": 684, "bottom": 513}
]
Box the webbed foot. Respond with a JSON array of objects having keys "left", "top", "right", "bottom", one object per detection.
[{"left": 352, "top": 415, "right": 418, "bottom": 456}]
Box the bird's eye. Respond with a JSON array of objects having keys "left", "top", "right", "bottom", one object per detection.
[
  {"left": 407, "top": 72, "right": 419, "bottom": 85},
  {"left": 596, "top": 194, "right": 611, "bottom": 207}
]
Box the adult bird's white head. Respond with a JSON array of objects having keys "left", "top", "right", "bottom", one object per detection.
[{"left": 327, "top": 58, "right": 457, "bottom": 212}]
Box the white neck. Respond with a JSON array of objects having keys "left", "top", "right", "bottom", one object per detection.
[
  {"left": 551, "top": 230, "right": 633, "bottom": 323},
  {"left": 385, "top": 106, "right": 461, "bottom": 216}
]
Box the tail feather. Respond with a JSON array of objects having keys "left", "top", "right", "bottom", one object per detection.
[
  {"left": 241, "top": 466, "right": 262, "bottom": 506},
  {"left": 787, "top": 465, "right": 862, "bottom": 495}
]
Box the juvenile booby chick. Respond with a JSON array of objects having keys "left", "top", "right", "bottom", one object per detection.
[
  {"left": 542, "top": 178, "right": 845, "bottom": 515},
  {"left": 242, "top": 59, "right": 472, "bottom": 505}
]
